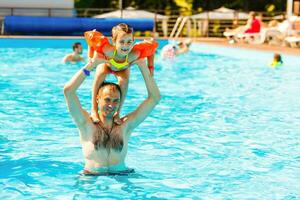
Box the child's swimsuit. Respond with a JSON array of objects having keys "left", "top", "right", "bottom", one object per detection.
[
  {"left": 270, "top": 61, "right": 283, "bottom": 68},
  {"left": 108, "top": 50, "right": 129, "bottom": 72}
]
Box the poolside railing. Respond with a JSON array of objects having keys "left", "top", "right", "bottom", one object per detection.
[{"left": 0, "top": 7, "right": 287, "bottom": 38}]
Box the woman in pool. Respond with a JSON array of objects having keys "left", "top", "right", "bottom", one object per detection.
[
  {"left": 161, "top": 39, "right": 192, "bottom": 60},
  {"left": 85, "top": 23, "right": 158, "bottom": 123},
  {"left": 63, "top": 58, "right": 160, "bottom": 175}
]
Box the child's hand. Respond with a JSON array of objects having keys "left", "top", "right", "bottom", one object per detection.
[
  {"left": 90, "top": 112, "right": 100, "bottom": 124},
  {"left": 113, "top": 113, "right": 122, "bottom": 125},
  {"left": 90, "top": 52, "right": 107, "bottom": 66},
  {"left": 95, "top": 52, "right": 107, "bottom": 61},
  {"left": 143, "top": 38, "right": 154, "bottom": 43}
]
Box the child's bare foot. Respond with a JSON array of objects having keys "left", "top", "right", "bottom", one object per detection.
[
  {"left": 113, "top": 114, "right": 122, "bottom": 125},
  {"left": 91, "top": 112, "right": 100, "bottom": 124}
]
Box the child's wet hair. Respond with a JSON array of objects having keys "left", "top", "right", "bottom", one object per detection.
[
  {"left": 112, "top": 23, "right": 133, "bottom": 43},
  {"left": 274, "top": 53, "right": 282, "bottom": 63}
]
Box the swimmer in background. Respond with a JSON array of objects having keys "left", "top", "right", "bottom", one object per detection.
[
  {"left": 270, "top": 53, "right": 283, "bottom": 68},
  {"left": 161, "top": 39, "right": 192, "bottom": 59},
  {"left": 63, "top": 42, "right": 84, "bottom": 63},
  {"left": 85, "top": 23, "right": 158, "bottom": 124}
]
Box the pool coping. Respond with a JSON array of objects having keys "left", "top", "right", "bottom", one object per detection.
[
  {"left": 1, "top": 35, "right": 300, "bottom": 56},
  {"left": 192, "top": 37, "right": 300, "bottom": 56}
]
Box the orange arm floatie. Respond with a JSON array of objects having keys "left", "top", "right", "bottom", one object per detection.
[
  {"left": 133, "top": 40, "right": 159, "bottom": 59},
  {"left": 84, "top": 30, "right": 110, "bottom": 58}
]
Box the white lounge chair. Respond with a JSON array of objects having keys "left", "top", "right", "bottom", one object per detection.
[
  {"left": 285, "top": 36, "right": 300, "bottom": 47},
  {"left": 235, "top": 31, "right": 263, "bottom": 44}
]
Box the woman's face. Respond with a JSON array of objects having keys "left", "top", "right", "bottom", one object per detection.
[
  {"left": 249, "top": 13, "right": 255, "bottom": 20},
  {"left": 115, "top": 33, "right": 134, "bottom": 56}
]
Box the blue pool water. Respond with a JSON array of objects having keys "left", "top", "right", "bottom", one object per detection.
[{"left": 1, "top": 38, "right": 300, "bottom": 199}]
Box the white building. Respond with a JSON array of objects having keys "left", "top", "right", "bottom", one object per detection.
[{"left": 0, "top": 0, "right": 74, "bottom": 18}]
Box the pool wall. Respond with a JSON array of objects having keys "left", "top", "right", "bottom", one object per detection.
[{"left": 4, "top": 16, "right": 154, "bottom": 36}]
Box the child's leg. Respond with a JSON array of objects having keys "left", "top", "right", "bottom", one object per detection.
[
  {"left": 147, "top": 54, "right": 154, "bottom": 76},
  {"left": 114, "top": 68, "right": 130, "bottom": 123},
  {"left": 91, "top": 63, "right": 109, "bottom": 122}
]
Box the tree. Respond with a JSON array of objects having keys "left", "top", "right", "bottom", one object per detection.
[{"left": 74, "top": 0, "right": 286, "bottom": 12}]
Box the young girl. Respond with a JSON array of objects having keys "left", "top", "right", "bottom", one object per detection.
[
  {"left": 85, "top": 23, "right": 158, "bottom": 123},
  {"left": 270, "top": 53, "right": 283, "bottom": 68}
]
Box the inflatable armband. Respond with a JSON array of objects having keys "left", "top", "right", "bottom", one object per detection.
[
  {"left": 84, "top": 30, "right": 110, "bottom": 58},
  {"left": 133, "top": 40, "right": 158, "bottom": 59}
]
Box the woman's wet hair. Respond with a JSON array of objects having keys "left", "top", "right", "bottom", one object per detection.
[{"left": 112, "top": 23, "right": 133, "bottom": 43}]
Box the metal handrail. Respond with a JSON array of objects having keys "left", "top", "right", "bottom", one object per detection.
[
  {"left": 169, "top": 16, "right": 183, "bottom": 38},
  {"left": 0, "top": 7, "right": 287, "bottom": 37},
  {"left": 174, "top": 17, "right": 188, "bottom": 38}
]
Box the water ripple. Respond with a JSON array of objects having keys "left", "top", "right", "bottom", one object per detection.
[{"left": 0, "top": 43, "right": 300, "bottom": 199}]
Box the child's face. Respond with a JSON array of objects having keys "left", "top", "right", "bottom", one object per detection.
[{"left": 115, "top": 33, "right": 134, "bottom": 56}]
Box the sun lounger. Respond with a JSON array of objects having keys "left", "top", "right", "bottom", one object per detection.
[
  {"left": 224, "top": 28, "right": 284, "bottom": 45},
  {"left": 235, "top": 32, "right": 262, "bottom": 44},
  {"left": 285, "top": 36, "right": 300, "bottom": 47}
]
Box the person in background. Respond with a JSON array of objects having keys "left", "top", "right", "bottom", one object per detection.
[
  {"left": 224, "top": 11, "right": 261, "bottom": 44},
  {"left": 244, "top": 11, "right": 261, "bottom": 34},
  {"left": 270, "top": 53, "right": 283, "bottom": 68},
  {"left": 176, "top": 39, "right": 192, "bottom": 55},
  {"left": 63, "top": 42, "right": 84, "bottom": 63},
  {"left": 161, "top": 39, "right": 192, "bottom": 59}
]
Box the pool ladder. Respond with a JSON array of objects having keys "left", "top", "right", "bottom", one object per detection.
[{"left": 169, "top": 16, "right": 197, "bottom": 39}]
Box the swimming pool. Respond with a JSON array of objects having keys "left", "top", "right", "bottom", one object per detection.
[{"left": 0, "top": 38, "right": 300, "bottom": 199}]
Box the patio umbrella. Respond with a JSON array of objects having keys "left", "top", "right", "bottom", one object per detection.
[
  {"left": 93, "top": 7, "right": 168, "bottom": 20},
  {"left": 93, "top": 7, "right": 169, "bottom": 36},
  {"left": 190, "top": 7, "right": 249, "bottom": 20}
]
